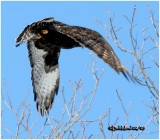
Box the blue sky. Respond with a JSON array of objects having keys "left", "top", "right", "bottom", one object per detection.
[{"left": 1, "top": 1, "right": 159, "bottom": 139}]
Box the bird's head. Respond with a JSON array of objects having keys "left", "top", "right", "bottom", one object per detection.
[{"left": 15, "top": 17, "right": 54, "bottom": 47}]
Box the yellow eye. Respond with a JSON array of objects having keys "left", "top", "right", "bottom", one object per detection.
[
  {"left": 36, "top": 33, "right": 41, "bottom": 39},
  {"left": 42, "top": 29, "right": 48, "bottom": 34}
]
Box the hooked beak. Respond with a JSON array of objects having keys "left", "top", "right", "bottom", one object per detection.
[
  {"left": 15, "top": 34, "right": 36, "bottom": 47},
  {"left": 15, "top": 40, "right": 24, "bottom": 47}
]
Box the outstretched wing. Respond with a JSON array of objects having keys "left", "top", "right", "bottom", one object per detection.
[
  {"left": 15, "top": 17, "right": 135, "bottom": 117},
  {"left": 52, "top": 21, "right": 133, "bottom": 80},
  {"left": 28, "top": 40, "right": 60, "bottom": 116}
]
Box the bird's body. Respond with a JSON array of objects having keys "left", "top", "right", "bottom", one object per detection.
[
  {"left": 16, "top": 17, "right": 133, "bottom": 116},
  {"left": 28, "top": 41, "right": 60, "bottom": 116}
]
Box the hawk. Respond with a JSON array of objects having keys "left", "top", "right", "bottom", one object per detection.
[{"left": 16, "top": 17, "right": 134, "bottom": 116}]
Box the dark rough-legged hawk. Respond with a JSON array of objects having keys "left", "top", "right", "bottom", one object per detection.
[{"left": 16, "top": 17, "right": 134, "bottom": 116}]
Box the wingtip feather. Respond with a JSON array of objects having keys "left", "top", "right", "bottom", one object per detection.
[{"left": 121, "top": 70, "right": 136, "bottom": 83}]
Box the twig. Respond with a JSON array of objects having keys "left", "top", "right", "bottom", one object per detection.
[{"left": 15, "top": 109, "right": 26, "bottom": 138}]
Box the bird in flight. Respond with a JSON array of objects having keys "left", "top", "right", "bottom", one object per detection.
[{"left": 16, "top": 17, "right": 134, "bottom": 116}]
